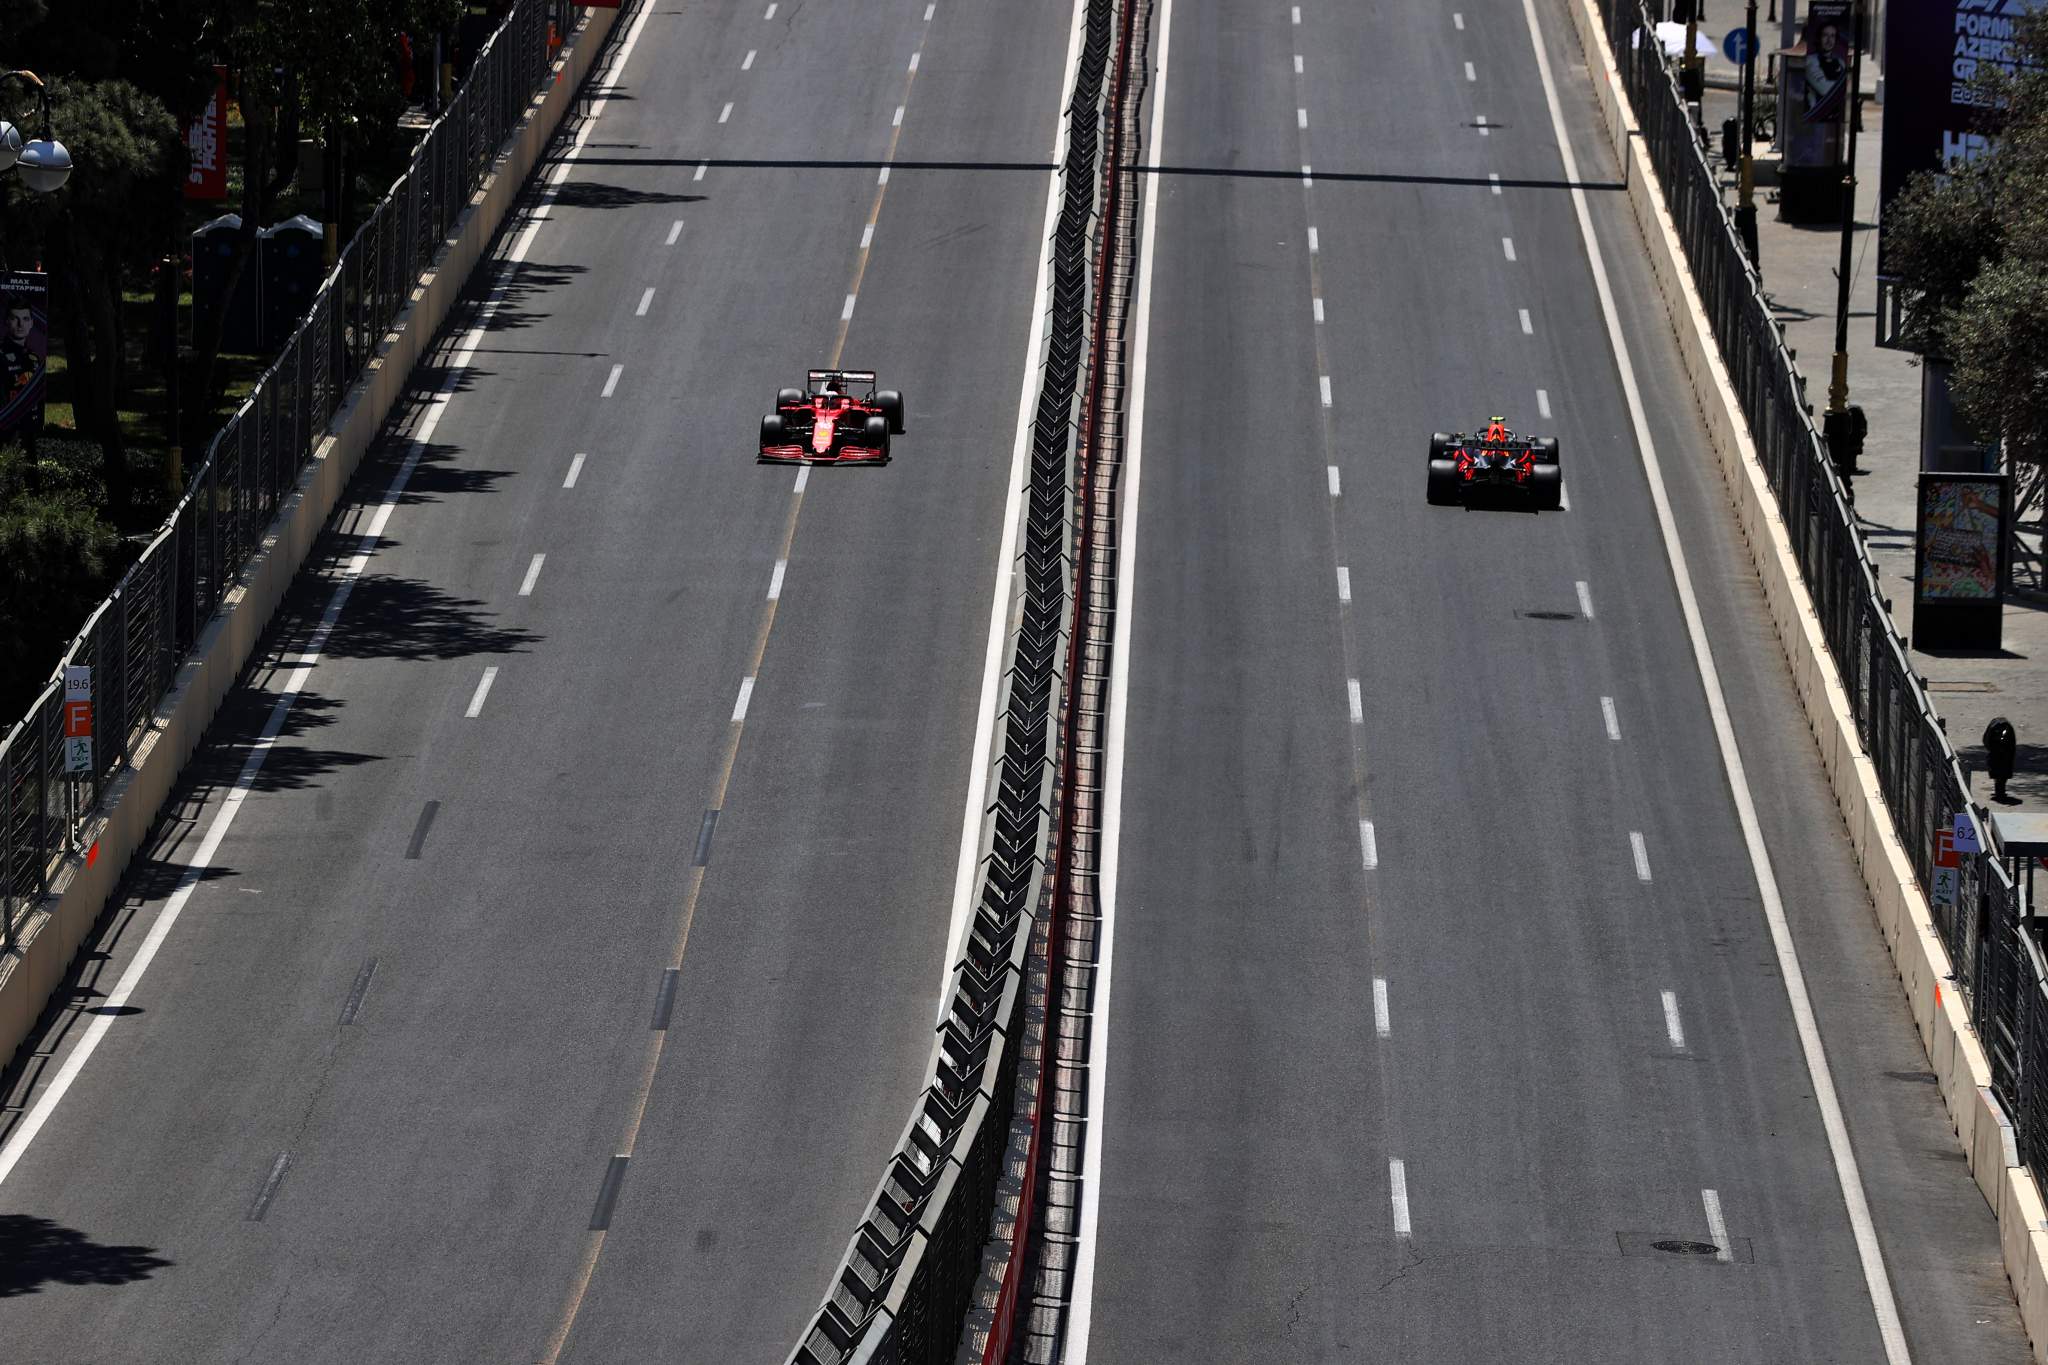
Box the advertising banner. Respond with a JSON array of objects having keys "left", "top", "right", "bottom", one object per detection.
[
  {"left": 1783, "top": 1, "right": 1856, "bottom": 169},
  {"left": 0, "top": 270, "right": 49, "bottom": 443},
  {"left": 1879, "top": 1, "right": 2036, "bottom": 278},
  {"left": 1917, "top": 473, "right": 2005, "bottom": 601},
  {"left": 185, "top": 66, "right": 229, "bottom": 201}
]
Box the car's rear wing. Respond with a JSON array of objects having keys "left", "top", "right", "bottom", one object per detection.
[{"left": 808, "top": 368, "right": 878, "bottom": 396}]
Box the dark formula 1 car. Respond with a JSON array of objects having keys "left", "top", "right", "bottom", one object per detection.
[
  {"left": 759, "top": 369, "right": 906, "bottom": 464},
  {"left": 1425, "top": 418, "right": 1562, "bottom": 510}
]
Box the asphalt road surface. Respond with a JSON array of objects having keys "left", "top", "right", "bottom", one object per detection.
[
  {"left": 0, "top": 0, "right": 1083, "bottom": 1360},
  {"left": 1075, "top": 0, "right": 2034, "bottom": 1361}
]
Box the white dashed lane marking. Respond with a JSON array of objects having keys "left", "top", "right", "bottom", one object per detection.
[
  {"left": 1502, "top": 237, "right": 1516, "bottom": 261},
  {"left": 1489, "top": 171, "right": 1502, "bottom": 195},
  {"left": 1630, "top": 831, "right": 1652, "bottom": 882},
  {"left": 1336, "top": 566, "right": 1350, "bottom": 602},
  {"left": 465, "top": 666, "right": 499, "bottom": 719},
  {"left": 1308, "top": 225, "right": 1320, "bottom": 252},
  {"left": 842, "top": 294, "right": 858, "bottom": 321},
  {"left": 1359, "top": 819, "right": 1378, "bottom": 870},
  {"left": 1313, "top": 297, "right": 1324, "bottom": 323},
  {"left": 1347, "top": 678, "right": 1363, "bottom": 724},
  {"left": 1477, "top": 113, "right": 1490, "bottom": 136},
  {"left": 794, "top": 465, "right": 810, "bottom": 493},
  {"left": 693, "top": 162, "right": 708, "bottom": 182},
  {"left": 1465, "top": 60, "right": 1477, "bottom": 81},
  {"left": 1389, "top": 1159, "right": 1412, "bottom": 1236},
  {"left": 1662, "top": 990, "right": 1686, "bottom": 1050},
  {"left": 601, "top": 364, "right": 623, "bottom": 398},
  {"left": 1292, "top": 4, "right": 1301, "bottom": 22},
  {"left": 1454, "top": 10, "right": 1465, "bottom": 27},
  {"left": 763, "top": 3, "right": 774, "bottom": 17},
  {"left": 563, "top": 453, "right": 586, "bottom": 489},
  {"left": 1297, "top": 107, "right": 1308, "bottom": 128},
  {"left": 877, "top": 166, "right": 890, "bottom": 185},
  {"left": 894, "top": 105, "right": 905, "bottom": 127},
  {"left": 519, "top": 553, "right": 547, "bottom": 597},
  {"left": 1601, "top": 695, "right": 1620, "bottom": 740},
  {"left": 1518, "top": 307, "right": 1533, "bottom": 334},
  {"left": 665, "top": 219, "right": 683, "bottom": 245},
  {"left": 1294, "top": 53, "right": 1303, "bottom": 72},
  {"left": 908, "top": 52, "right": 920, "bottom": 71},
  {"left": 1702, "top": 1189, "right": 1734, "bottom": 1262},
  {"left": 743, "top": 49, "right": 756, "bottom": 70},
  {"left": 860, "top": 223, "right": 874, "bottom": 249},
  {"left": 768, "top": 559, "right": 787, "bottom": 601},
  {"left": 1327, "top": 465, "right": 1341, "bottom": 497},
  {"left": 636, "top": 287, "right": 655, "bottom": 316},
  {"left": 1319, "top": 375, "right": 1332, "bottom": 407},
  {"left": 1373, "top": 978, "right": 1390, "bottom": 1037},
  {"left": 732, "top": 676, "right": 756, "bottom": 724},
  {"left": 1537, "top": 387, "right": 1551, "bottom": 418},
  {"left": 1576, "top": 579, "right": 1594, "bottom": 618}
]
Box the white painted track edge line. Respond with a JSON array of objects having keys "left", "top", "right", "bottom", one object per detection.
[
  {"left": 1065, "top": 0, "right": 1169, "bottom": 1351},
  {"left": 1703, "top": 1187, "right": 1734, "bottom": 1262},
  {"left": 937, "top": 0, "right": 1093, "bottom": 998},
  {"left": 1514, "top": 0, "right": 1909, "bottom": 1356},
  {"left": 0, "top": 0, "right": 669, "bottom": 1194}
]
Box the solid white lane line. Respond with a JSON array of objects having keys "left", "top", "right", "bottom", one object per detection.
[
  {"left": 877, "top": 166, "right": 890, "bottom": 185},
  {"left": 1518, "top": 307, "right": 1533, "bottom": 334},
  {"left": 1297, "top": 107, "right": 1308, "bottom": 128},
  {"left": 1702, "top": 1189, "right": 1734, "bottom": 1262},
  {"left": 1319, "top": 375, "right": 1332, "bottom": 407},
  {"left": 1576, "top": 579, "right": 1594, "bottom": 618},
  {"left": 1389, "top": 1159, "right": 1412, "bottom": 1236},
  {"left": 842, "top": 294, "right": 858, "bottom": 321},
  {"left": 794, "top": 465, "right": 809, "bottom": 493},
  {"left": 1454, "top": 11, "right": 1465, "bottom": 28},
  {"left": 563, "top": 453, "right": 585, "bottom": 489},
  {"left": 1312, "top": 297, "right": 1324, "bottom": 323},
  {"left": 1336, "top": 565, "right": 1351, "bottom": 602},
  {"left": 1308, "top": 225, "right": 1320, "bottom": 252},
  {"left": 0, "top": 28, "right": 648, "bottom": 1174},
  {"left": 908, "top": 51, "right": 920, "bottom": 71},
  {"left": 1518, "top": 5, "right": 1908, "bottom": 1350},
  {"left": 1489, "top": 171, "right": 1502, "bottom": 194},
  {"left": 1502, "top": 236, "right": 1516, "bottom": 261},
  {"left": 665, "top": 219, "right": 683, "bottom": 245},
  {"left": 1663, "top": 990, "right": 1686, "bottom": 1049},
  {"left": 860, "top": 223, "right": 874, "bottom": 250},
  {"left": 1601, "top": 695, "right": 1620, "bottom": 740},
  {"left": 1373, "top": 977, "right": 1391, "bottom": 1037},
  {"left": 635, "top": 287, "right": 655, "bottom": 316},
  {"left": 1294, "top": 53, "right": 1303, "bottom": 72},
  {"left": 601, "top": 363, "right": 623, "bottom": 397},
  {"left": 694, "top": 162, "right": 708, "bottom": 181},
  {"left": 1347, "top": 678, "right": 1363, "bottom": 724},
  {"left": 1537, "top": 386, "right": 1551, "bottom": 418},
  {"left": 465, "top": 666, "right": 499, "bottom": 718},
  {"left": 893, "top": 105, "right": 905, "bottom": 126},
  {"left": 519, "top": 553, "right": 547, "bottom": 597},
  {"left": 743, "top": 48, "right": 756, "bottom": 69},
  {"left": 1465, "top": 60, "right": 1477, "bottom": 81},
  {"left": 1327, "top": 465, "right": 1341, "bottom": 497},
  {"left": 1069, "top": 0, "right": 1165, "bottom": 1345},
  {"left": 767, "top": 559, "right": 787, "bottom": 601},
  {"left": 1630, "top": 831, "right": 1652, "bottom": 881},
  {"left": 1359, "top": 820, "right": 1378, "bottom": 870},
  {"left": 731, "top": 676, "right": 755, "bottom": 724}
]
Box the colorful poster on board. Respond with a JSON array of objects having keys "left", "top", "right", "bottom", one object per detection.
[
  {"left": 185, "top": 66, "right": 228, "bottom": 201},
  {"left": 0, "top": 270, "right": 48, "bottom": 443},
  {"left": 1917, "top": 474, "right": 2004, "bottom": 601},
  {"left": 1801, "top": 1, "right": 1856, "bottom": 125}
]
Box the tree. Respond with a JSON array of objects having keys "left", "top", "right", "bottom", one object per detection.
[
  {"left": 1885, "top": 10, "right": 2048, "bottom": 462},
  {"left": 0, "top": 436, "right": 127, "bottom": 716}
]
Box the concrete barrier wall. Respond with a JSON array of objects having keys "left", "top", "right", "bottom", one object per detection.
[
  {"left": 0, "top": 4, "right": 622, "bottom": 1074},
  {"left": 1555, "top": 0, "right": 2048, "bottom": 1355}
]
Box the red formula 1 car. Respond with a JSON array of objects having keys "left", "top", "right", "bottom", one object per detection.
[
  {"left": 758, "top": 369, "right": 906, "bottom": 464},
  {"left": 1425, "top": 418, "right": 1563, "bottom": 510}
]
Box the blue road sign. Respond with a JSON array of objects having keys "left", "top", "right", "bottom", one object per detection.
[{"left": 1723, "top": 26, "right": 1756, "bottom": 65}]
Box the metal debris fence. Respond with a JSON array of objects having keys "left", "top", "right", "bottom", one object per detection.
[
  {"left": 1587, "top": 0, "right": 2042, "bottom": 1167},
  {"left": 0, "top": 0, "right": 552, "bottom": 950}
]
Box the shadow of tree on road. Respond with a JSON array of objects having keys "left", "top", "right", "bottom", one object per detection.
[
  {"left": 316, "top": 574, "right": 540, "bottom": 663},
  {"left": 0, "top": 1215, "right": 171, "bottom": 1297}
]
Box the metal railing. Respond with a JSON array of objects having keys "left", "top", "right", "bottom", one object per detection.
[
  {"left": 1588, "top": 0, "right": 2038, "bottom": 1166},
  {"left": 783, "top": 1, "right": 1118, "bottom": 1359},
  {"left": 0, "top": 0, "right": 552, "bottom": 950}
]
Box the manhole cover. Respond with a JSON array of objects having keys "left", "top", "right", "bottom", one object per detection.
[
  {"left": 1517, "top": 610, "right": 1578, "bottom": 621},
  {"left": 1650, "top": 1239, "right": 1721, "bottom": 1256}
]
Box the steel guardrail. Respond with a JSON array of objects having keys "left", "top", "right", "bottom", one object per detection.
[
  {"left": 782, "top": 1, "right": 1118, "bottom": 1359},
  {"left": 0, "top": 0, "right": 555, "bottom": 950},
  {"left": 1586, "top": 0, "right": 2031, "bottom": 1159}
]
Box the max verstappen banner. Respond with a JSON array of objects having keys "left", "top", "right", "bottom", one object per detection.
[
  {"left": 0, "top": 271, "right": 48, "bottom": 443},
  {"left": 1879, "top": 1, "right": 2037, "bottom": 278}
]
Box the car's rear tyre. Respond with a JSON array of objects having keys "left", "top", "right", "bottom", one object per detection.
[
  {"left": 777, "top": 387, "right": 805, "bottom": 410},
  {"left": 1429, "top": 431, "right": 1454, "bottom": 462},
  {"left": 760, "top": 413, "right": 787, "bottom": 448},
  {"left": 1426, "top": 459, "right": 1460, "bottom": 506},
  {"left": 877, "top": 389, "right": 906, "bottom": 434},
  {"left": 1532, "top": 436, "right": 1559, "bottom": 464},
  {"left": 863, "top": 414, "right": 890, "bottom": 451},
  {"left": 1531, "top": 462, "right": 1563, "bottom": 510}
]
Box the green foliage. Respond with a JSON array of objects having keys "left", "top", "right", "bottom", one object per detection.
[
  {"left": 0, "top": 438, "right": 128, "bottom": 716},
  {"left": 1884, "top": 10, "right": 2048, "bottom": 456}
]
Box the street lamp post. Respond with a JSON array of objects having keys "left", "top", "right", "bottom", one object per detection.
[
  {"left": 0, "top": 70, "right": 71, "bottom": 195},
  {"left": 1735, "top": 0, "right": 1761, "bottom": 266},
  {"left": 1825, "top": 0, "right": 1867, "bottom": 492}
]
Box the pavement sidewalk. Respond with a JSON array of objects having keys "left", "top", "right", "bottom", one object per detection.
[{"left": 1683, "top": 39, "right": 2048, "bottom": 810}]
